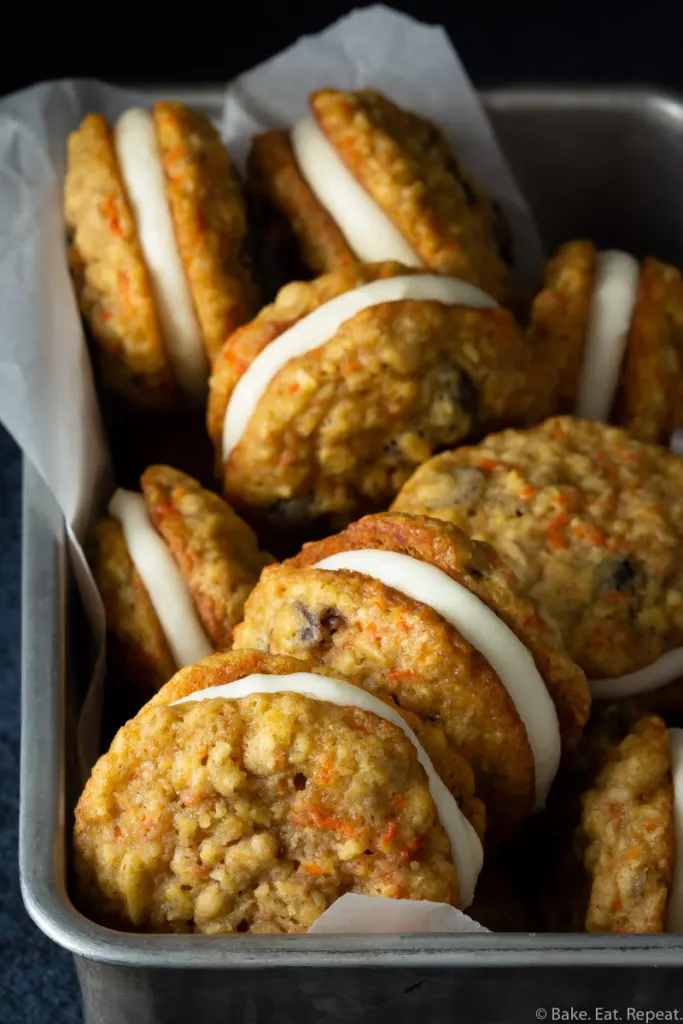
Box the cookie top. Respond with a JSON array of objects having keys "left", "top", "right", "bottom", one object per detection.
[
  {"left": 152, "top": 102, "right": 256, "bottom": 363},
  {"left": 528, "top": 240, "right": 595, "bottom": 412},
  {"left": 310, "top": 89, "right": 513, "bottom": 301},
  {"left": 580, "top": 715, "right": 673, "bottom": 933},
  {"left": 74, "top": 651, "right": 465, "bottom": 932},
  {"left": 616, "top": 256, "right": 683, "bottom": 444},
  {"left": 140, "top": 465, "right": 272, "bottom": 649},
  {"left": 392, "top": 416, "right": 683, "bottom": 682}
]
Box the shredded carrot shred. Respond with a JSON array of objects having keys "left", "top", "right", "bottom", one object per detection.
[
  {"left": 477, "top": 459, "right": 500, "bottom": 473},
  {"left": 547, "top": 513, "right": 570, "bottom": 532},
  {"left": 104, "top": 197, "right": 121, "bottom": 236},
  {"left": 302, "top": 863, "right": 325, "bottom": 876},
  {"left": 118, "top": 271, "right": 130, "bottom": 305},
  {"left": 382, "top": 821, "right": 397, "bottom": 845},
  {"left": 299, "top": 805, "right": 356, "bottom": 837},
  {"left": 519, "top": 485, "right": 536, "bottom": 500},
  {"left": 318, "top": 756, "right": 333, "bottom": 785}
]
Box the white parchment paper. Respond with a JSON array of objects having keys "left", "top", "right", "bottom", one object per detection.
[
  {"left": 0, "top": 6, "right": 545, "bottom": 934},
  {"left": 309, "top": 894, "right": 489, "bottom": 933}
]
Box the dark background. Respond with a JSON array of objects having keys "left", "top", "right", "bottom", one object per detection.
[{"left": 3, "top": 2, "right": 683, "bottom": 1020}]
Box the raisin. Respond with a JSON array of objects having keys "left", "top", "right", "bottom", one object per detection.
[
  {"left": 595, "top": 555, "right": 641, "bottom": 596},
  {"left": 295, "top": 603, "right": 346, "bottom": 650}
]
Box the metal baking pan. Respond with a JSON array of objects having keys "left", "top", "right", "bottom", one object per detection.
[{"left": 19, "top": 86, "right": 683, "bottom": 1024}]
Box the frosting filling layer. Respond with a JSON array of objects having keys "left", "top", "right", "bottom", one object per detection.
[
  {"left": 291, "top": 116, "right": 423, "bottom": 267},
  {"left": 171, "top": 670, "right": 484, "bottom": 907},
  {"left": 313, "top": 549, "right": 561, "bottom": 810},
  {"left": 574, "top": 250, "right": 640, "bottom": 422},
  {"left": 589, "top": 648, "right": 683, "bottom": 700},
  {"left": 109, "top": 489, "right": 213, "bottom": 668},
  {"left": 114, "top": 108, "right": 208, "bottom": 400}
]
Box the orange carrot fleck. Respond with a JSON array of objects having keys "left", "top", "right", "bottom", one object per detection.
[
  {"left": 388, "top": 669, "right": 415, "bottom": 681},
  {"left": 382, "top": 821, "right": 397, "bottom": 845},
  {"left": 301, "top": 805, "right": 356, "bottom": 837},
  {"left": 519, "top": 485, "right": 536, "bottom": 500},
  {"left": 302, "top": 862, "right": 325, "bottom": 876},
  {"left": 553, "top": 430, "right": 567, "bottom": 440},
  {"left": 318, "top": 756, "right": 333, "bottom": 785},
  {"left": 477, "top": 459, "right": 500, "bottom": 473},
  {"left": 547, "top": 513, "right": 570, "bottom": 532},
  {"left": 118, "top": 271, "right": 130, "bottom": 305},
  {"left": 166, "top": 145, "right": 183, "bottom": 165},
  {"left": 407, "top": 837, "right": 422, "bottom": 857},
  {"left": 104, "top": 197, "right": 121, "bottom": 236},
  {"left": 547, "top": 533, "right": 566, "bottom": 552},
  {"left": 389, "top": 794, "right": 406, "bottom": 812}
]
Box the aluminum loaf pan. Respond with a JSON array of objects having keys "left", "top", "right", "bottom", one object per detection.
[{"left": 19, "top": 86, "right": 683, "bottom": 1024}]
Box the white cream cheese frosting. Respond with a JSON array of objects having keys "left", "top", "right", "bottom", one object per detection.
[
  {"left": 589, "top": 648, "right": 683, "bottom": 700},
  {"left": 109, "top": 489, "right": 213, "bottom": 668},
  {"left": 666, "top": 727, "right": 683, "bottom": 932},
  {"left": 574, "top": 250, "right": 640, "bottom": 422},
  {"left": 221, "top": 274, "right": 496, "bottom": 458},
  {"left": 171, "top": 671, "right": 484, "bottom": 907},
  {"left": 313, "top": 549, "right": 561, "bottom": 810},
  {"left": 291, "top": 116, "right": 423, "bottom": 267},
  {"left": 114, "top": 108, "right": 208, "bottom": 401}
]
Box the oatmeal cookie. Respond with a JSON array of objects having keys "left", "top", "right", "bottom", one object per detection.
[
  {"left": 65, "top": 104, "right": 254, "bottom": 407},
  {"left": 551, "top": 716, "right": 674, "bottom": 933},
  {"left": 208, "top": 261, "right": 545, "bottom": 530},
  {"left": 74, "top": 650, "right": 477, "bottom": 932},
  {"left": 528, "top": 242, "right": 683, "bottom": 441},
  {"left": 247, "top": 89, "right": 513, "bottom": 301},
  {"left": 91, "top": 466, "right": 271, "bottom": 695},
  {"left": 392, "top": 416, "right": 683, "bottom": 693}
]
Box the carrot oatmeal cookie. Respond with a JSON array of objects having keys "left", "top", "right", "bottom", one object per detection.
[
  {"left": 528, "top": 241, "right": 683, "bottom": 442},
  {"left": 544, "top": 716, "right": 676, "bottom": 933},
  {"left": 208, "top": 261, "right": 547, "bottom": 532},
  {"left": 233, "top": 512, "right": 590, "bottom": 842},
  {"left": 91, "top": 466, "right": 272, "bottom": 694},
  {"left": 393, "top": 416, "right": 683, "bottom": 710},
  {"left": 65, "top": 103, "right": 255, "bottom": 408},
  {"left": 73, "top": 650, "right": 485, "bottom": 932},
  {"left": 247, "top": 88, "right": 514, "bottom": 301}
]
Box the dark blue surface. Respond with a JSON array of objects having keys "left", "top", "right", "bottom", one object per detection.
[{"left": 0, "top": 426, "right": 81, "bottom": 1021}]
